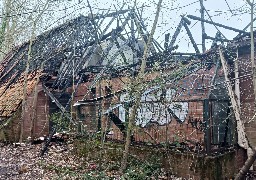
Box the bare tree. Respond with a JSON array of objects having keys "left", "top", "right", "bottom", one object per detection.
[
  {"left": 19, "top": 0, "right": 51, "bottom": 142},
  {"left": 120, "top": 0, "right": 163, "bottom": 172},
  {"left": 0, "top": 0, "right": 80, "bottom": 61},
  {"left": 235, "top": 0, "right": 256, "bottom": 179}
]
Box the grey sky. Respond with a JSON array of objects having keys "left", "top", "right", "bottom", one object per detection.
[{"left": 33, "top": 0, "right": 254, "bottom": 53}]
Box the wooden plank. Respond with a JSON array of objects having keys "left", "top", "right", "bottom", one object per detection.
[
  {"left": 219, "top": 48, "right": 249, "bottom": 149},
  {"left": 42, "top": 84, "right": 76, "bottom": 125}
]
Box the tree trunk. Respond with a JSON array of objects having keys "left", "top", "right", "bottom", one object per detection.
[
  {"left": 219, "top": 48, "right": 249, "bottom": 149},
  {"left": 235, "top": 1, "right": 256, "bottom": 179},
  {"left": 20, "top": 27, "right": 35, "bottom": 142},
  {"left": 120, "top": 0, "right": 163, "bottom": 172},
  {"left": 235, "top": 148, "right": 256, "bottom": 180},
  {"left": 19, "top": 1, "right": 49, "bottom": 142}
]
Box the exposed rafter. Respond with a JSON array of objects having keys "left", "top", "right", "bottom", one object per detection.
[{"left": 168, "top": 16, "right": 200, "bottom": 53}]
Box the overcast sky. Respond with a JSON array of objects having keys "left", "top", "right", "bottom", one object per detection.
[{"left": 42, "top": 0, "right": 251, "bottom": 53}]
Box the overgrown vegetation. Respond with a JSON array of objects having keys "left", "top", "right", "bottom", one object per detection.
[
  {"left": 50, "top": 112, "right": 70, "bottom": 132},
  {"left": 43, "top": 137, "right": 167, "bottom": 179},
  {"left": 0, "top": 0, "right": 255, "bottom": 178}
]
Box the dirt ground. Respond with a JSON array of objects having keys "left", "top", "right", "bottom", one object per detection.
[
  {"left": 0, "top": 142, "right": 90, "bottom": 180},
  {"left": 0, "top": 140, "right": 180, "bottom": 180},
  {"left": 1, "top": 141, "right": 255, "bottom": 180}
]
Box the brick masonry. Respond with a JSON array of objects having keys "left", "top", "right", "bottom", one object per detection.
[
  {"left": 0, "top": 82, "right": 50, "bottom": 141},
  {"left": 130, "top": 145, "right": 246, "bottom": 179},
  {"left": 23, "top": 82, "right": 49, "bottom": 139},
  {"left": 74, "top": 66, "right": 231, "bottom": 150},
  {"left": 238, "top": 53, "right": 256, "bottom": 147}
]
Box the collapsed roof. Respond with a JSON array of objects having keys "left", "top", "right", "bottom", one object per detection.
[
  {"left": 0, "top": 8, "right": 168, "bottom": 118},
  {"left": 0, "top": 3, "right": 252, "bottom": 119}
]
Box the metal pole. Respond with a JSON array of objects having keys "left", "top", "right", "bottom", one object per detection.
[{"left": 200, "top": 0, "right": 206, "bottom": 53}]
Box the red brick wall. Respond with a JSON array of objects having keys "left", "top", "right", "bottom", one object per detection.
[
  {"left": 0, "top": 82, "right": 49, "bottom": 141},
  {"left": 34, "top": 88, "right": 49, "bottom": 137},
  {"left": 128, "top": 145, "right": 246, "bottom": 179},
  {"left": 167, "top": 148, "right": 246, "bottom": 179},
  {"left": 23, "top": 82, "right": 49, "bottom": 139},
  {"left": 74, "top": 67, "right": 227, "bottom": 148},
  {"left": 74, "top": 71, "right": 209, "bottom": 146},
  {"left": 79, "top": 103, "right": 98, "bottom": 132},
  {"left": 107, "top": 101, "right": 204, "bottom": 146},
  {"left": 238, "top": 53, "right": 256, "bottom": 147}
]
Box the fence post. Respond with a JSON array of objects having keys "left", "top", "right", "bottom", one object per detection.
[{"left": 204, "top": 99, "right": 211, "bottom": 155}]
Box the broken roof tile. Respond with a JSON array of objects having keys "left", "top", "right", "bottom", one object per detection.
[{"left": 0, "top": 71, "right": 41, "bottom": 118}]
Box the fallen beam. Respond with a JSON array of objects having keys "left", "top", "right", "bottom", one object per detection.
[
  {"left": 235, "top": 17, "right": 256, "bottom": 39},
  {"left": 187, "top": 15, "right": 246, "bottom": 33},
  {"left": 42, "top": 84, "right": 76, "bottom": 125},
  {"left": 219, "top": 48, "right": 248, "bottom": 149},
  {"left": 205, "top": 34, "right": 230, "bottom": 42},
  {"left": 168, "top": 19, "right": 183, "bottom": 50},
  {"left": 88, "top": 9, "right": 130, "bottom": 20},
  {"left": 183, "top": 20, "right": 200, "bottom": 53},
  {"left": 167, "top": 52, "right": 201, "bottom": 56},
  {"left": 107, "top": 112, "right": 126, "bottom": 133}
]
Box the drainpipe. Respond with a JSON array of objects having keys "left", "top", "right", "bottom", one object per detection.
[
  {"left": 203, "top": 99, "right": 211, "bottom": 155},
  {"left": 234, "top": 47, "right": 241, "bottom": 108},
  {"left": 97, "top": 82, "right": 102, "bottom": 131}
]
